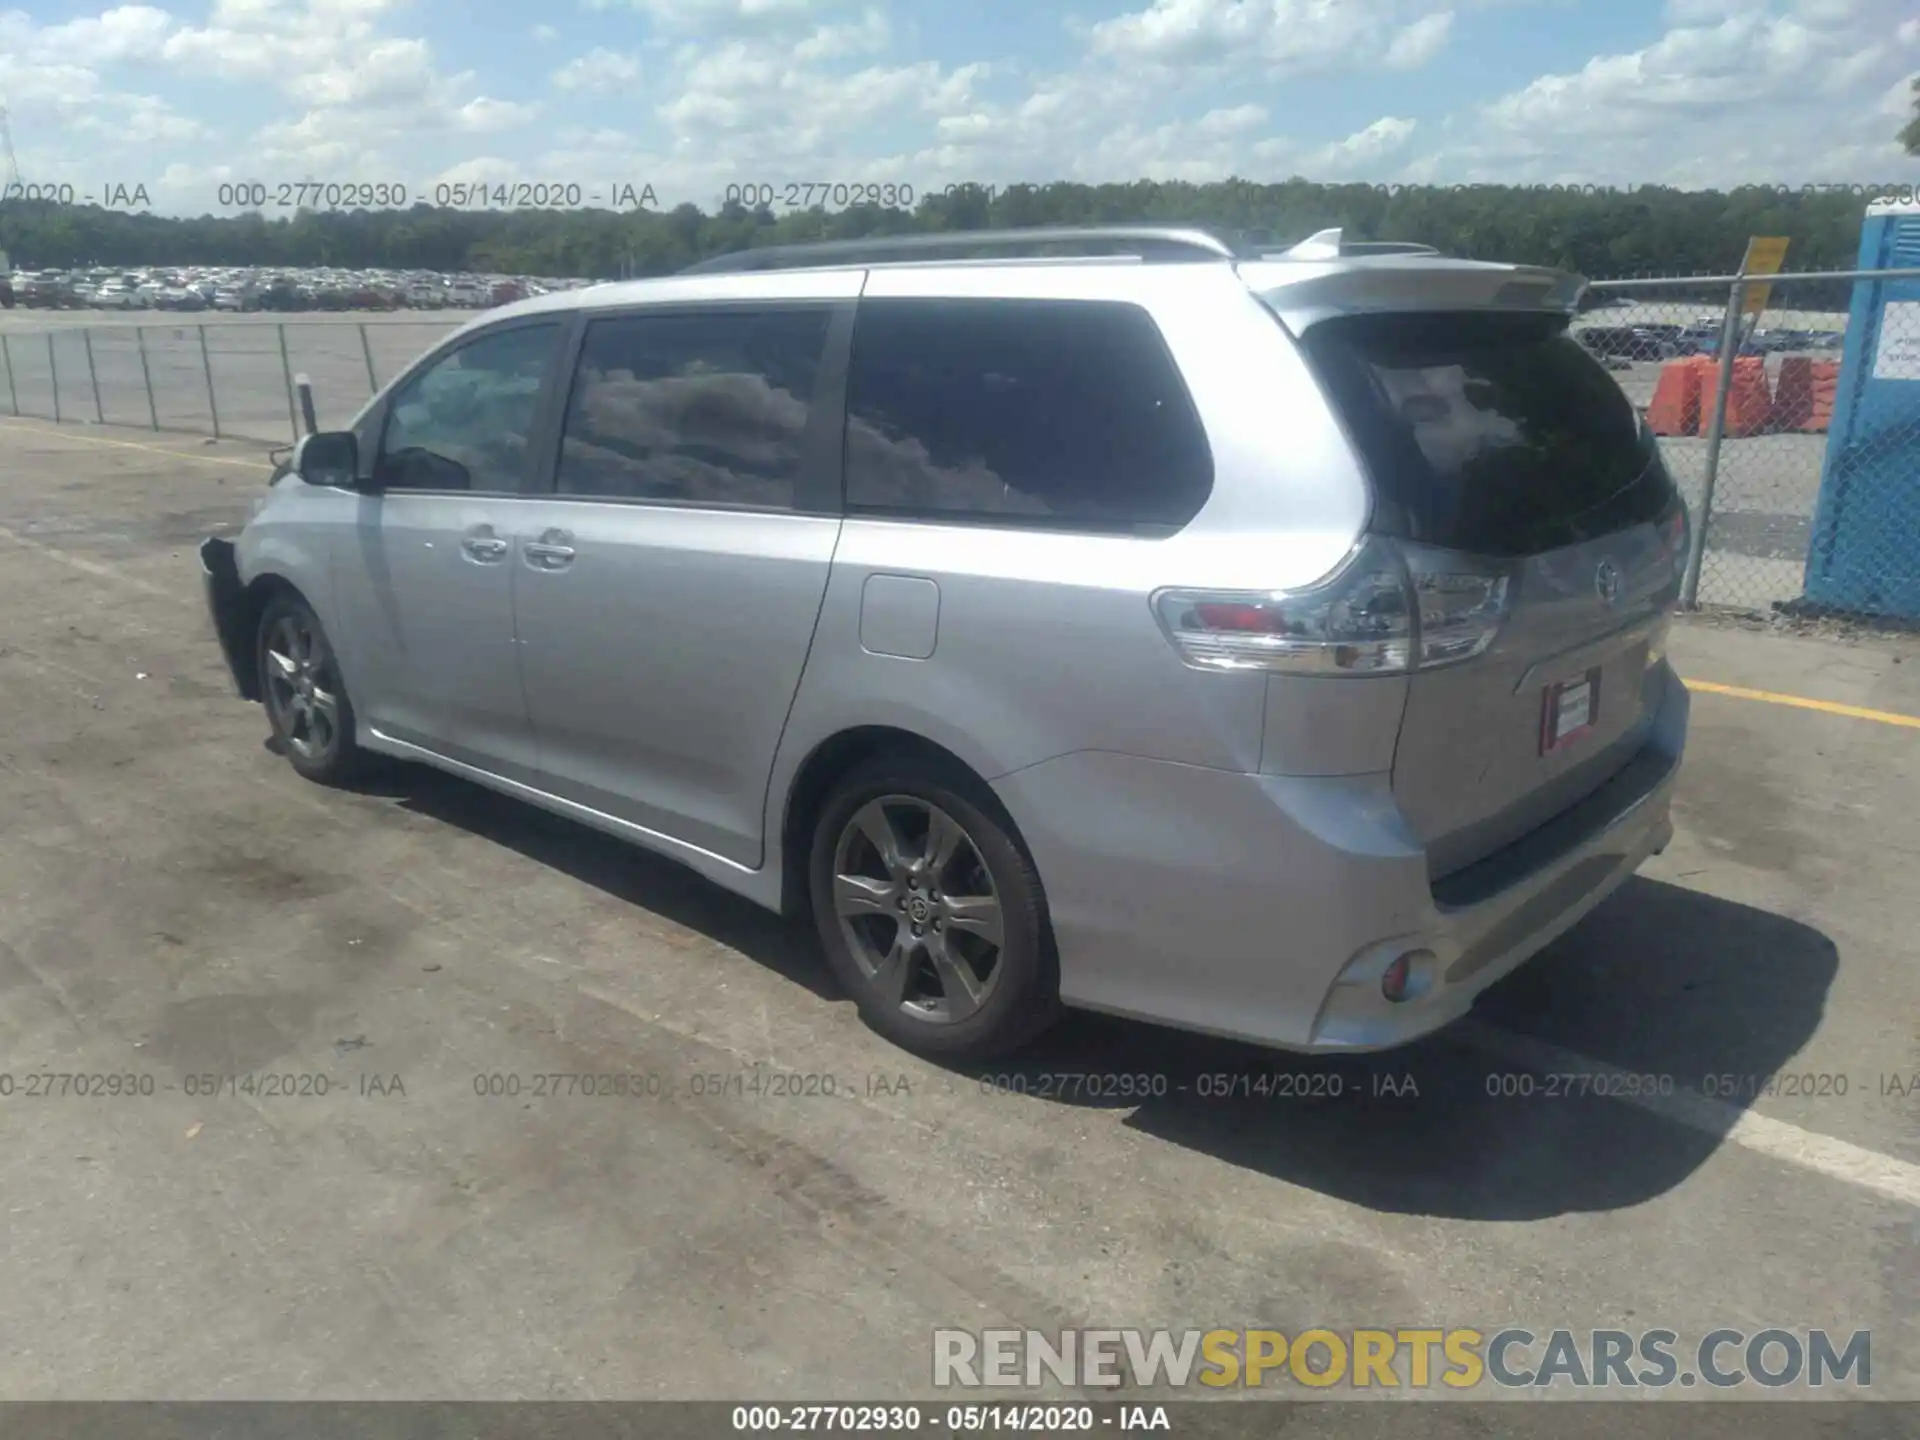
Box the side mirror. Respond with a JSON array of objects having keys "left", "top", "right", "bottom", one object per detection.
[{"left": 295, "top": 430, "right": 358, "bottom": 488}]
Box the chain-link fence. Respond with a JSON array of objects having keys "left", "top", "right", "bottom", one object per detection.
[
  {"left": 0, "top": 316, "right": 461, "bottom": 444},
  {"left": 4, "top": 272, "right": 1918, "bottom": 621},
  {"left": 1581, "top": 268, "right": 1920, "bottom": 621}
]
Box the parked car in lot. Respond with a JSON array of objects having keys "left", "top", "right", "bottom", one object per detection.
[
  {"left": 1632, "top": 322, "right": 1691, "bottom": 355},
  {"left": 1577, "top": 324, "right": 1685, "bottom": 360},
  {"left": 201, "top": 226, "right": 1691, "bottom": 1061},
  {"left": 257, "top": 278, "right": 312, "bottom": 311}
]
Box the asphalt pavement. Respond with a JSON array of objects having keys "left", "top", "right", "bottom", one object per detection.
[{"left": 0, "top": 417, "right": 1912, "bottom": 1425}]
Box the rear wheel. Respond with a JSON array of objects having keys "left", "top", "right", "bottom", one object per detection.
[
  {"left": 257, "top": 594, "right": 365, "bottom": 786},
  {"left": 809, "top": 758, "right": 1058, "bottom": 1061}
]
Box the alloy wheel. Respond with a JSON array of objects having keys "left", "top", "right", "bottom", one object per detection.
[
  {"left": 263, "top": 612, "right": 342, "bottom": 761},
  {"left": 830, "top": 795, "right": 1007, "bottom": 1024}
]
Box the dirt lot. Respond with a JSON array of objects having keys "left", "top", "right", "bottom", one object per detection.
[{"left": 0, "top": 418, "right": 1914, "bottom": 1424}]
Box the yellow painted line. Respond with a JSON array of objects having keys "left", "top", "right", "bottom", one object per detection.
[
  {"left": 0, "top": 419, "right": 273, "bottom": 471},
  {"left": 1684, "top": 678, "right": 1920, "bottom": 729}
]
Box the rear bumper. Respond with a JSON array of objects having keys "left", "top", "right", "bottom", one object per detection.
[
  {"left": 200, "top": 536, "right": 259, "bottom": 701},
  {"left": 994, "top": 667, "right": 1688, "bottom": 1053}
]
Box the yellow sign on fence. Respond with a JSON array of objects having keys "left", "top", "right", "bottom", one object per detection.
[{"left": 1739, "top": 235, "right": 1790, "bottom": 316}]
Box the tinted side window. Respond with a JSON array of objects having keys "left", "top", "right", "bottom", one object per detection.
[
  {"left": 555, "top": 307, "right": 831, "bottom": 509},
  {"left": 843, "top": 299, "right": 1213, "bottom": 530},
  {"left": 378, "top": 323, "right": 561, "bottom": 492},
  {"left": 1298, "top": 310, "right": 1677, "bottom": 555}
]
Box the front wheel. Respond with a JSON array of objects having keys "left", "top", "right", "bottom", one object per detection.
[
  {"left": 809, "top": 757, "right": 1059, "bottom": 1061},
  {"left": 257, "top": 594, "right": 365, "bottom": 786}
]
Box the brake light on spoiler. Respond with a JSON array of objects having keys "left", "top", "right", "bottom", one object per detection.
[{"left": 1152, "top": 536, "right": 1512, "bottom": 676}]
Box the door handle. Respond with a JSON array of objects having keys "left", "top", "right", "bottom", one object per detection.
[
  {"left": 460, "top": 526, "right": 509, "bottom": 562},
  {"left": 524, "top": 528, "right": 576, "bottom": 569}
]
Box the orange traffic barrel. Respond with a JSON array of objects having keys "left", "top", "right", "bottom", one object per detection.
[
  {"left": 1647, "top": 358, "right": 1704, "bottom": 436},
  {"left": 1721, "top": 355, "right": 1773, "bottom": 437},
  {"left": 1773, "top": 356, "right": 1814, "bottom": 431},
  {"left": 1805, "top": 359, "right": 1839, "bottom": 432}
]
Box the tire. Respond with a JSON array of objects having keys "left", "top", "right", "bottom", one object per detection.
[
  {"left": 808, "top": 755, "right": 1059, "bottom": 1061},
  {"left": 255, "top": 592, "right": 366, "bottom": 786}
]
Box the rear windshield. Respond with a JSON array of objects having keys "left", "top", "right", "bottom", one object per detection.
[{"left": 1295, "top": 310, "right": 1677, "bottom": 556}]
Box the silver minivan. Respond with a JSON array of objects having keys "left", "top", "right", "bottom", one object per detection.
[{"left": 202, "top": 226, "right": 1690, "bottom": 1061}]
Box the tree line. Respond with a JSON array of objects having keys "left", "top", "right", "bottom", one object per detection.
[{"left": 0, "top": 178, "right": 1905, "bottom": 281}]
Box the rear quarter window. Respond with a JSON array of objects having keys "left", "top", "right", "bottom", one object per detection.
[
  {"left": 1297, "top": 310, "right": 1678, "bottom": 556},
  {"left": 843, "top": 297, "right": 1213, "bottom": 532}
]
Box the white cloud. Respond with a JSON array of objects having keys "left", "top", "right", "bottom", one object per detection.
[
  {"left": 159, "top": 0, "right": 406, "bottom": 80},
  {"left": 1421, "top": 0, "right": 1920, "bottom": 185},
  {"left": 6, "top": 4, "right": 175, "bottom": 61},
  {"left": 3, "top": 0, "right": 1913, "bottom": 219},
  {"left": 68, "top": 93, "right": 205, "bottom": 145},
  {"left": 1307, "top": 115, "right": 1419, "bottom": 170},
  {"left": 1089, "top": 0, "right": 1457, "bottom": 76},
  {"left": 457, "top": 97, "right": 541, "bottom": 132},
  {"left": 1385, "top": 11, "right": 1454, "bottom": 69},
  {"left": 287, "top": 37, "right": 437, "bottom": 107},
  {"left": 1197, "top": 103, "right": 1270, "bottom": 137},
  {"left": 587, "top": 0, "right": 816, "bottom": 29},
  {"left": 0, "top": 7, "right": 203, "bottom": 178},
  {"left": 1875, "top": 72, "right": 1918, "bottom": 116},
  {"left": 794, "top": 7, "right": 890, "bottom": 61},
  {"left": 554, "top": 48, "right": 644, "bottom": 92}
]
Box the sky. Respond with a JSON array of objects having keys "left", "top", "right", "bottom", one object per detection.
[{"left": 1, "top": 0, "right": 1917, "bottom": 217}]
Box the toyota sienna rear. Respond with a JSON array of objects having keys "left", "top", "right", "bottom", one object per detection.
[{"left": 202, "top": 226, "right": 1688, "bottom": 1060}]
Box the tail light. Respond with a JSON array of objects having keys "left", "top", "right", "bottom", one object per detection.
[
  {"left": 1412, "top": 556, "right": 1510, "bottom": 667},
  {"left": 1152, "top": 536, "right": 1511, "bottom": 676}
]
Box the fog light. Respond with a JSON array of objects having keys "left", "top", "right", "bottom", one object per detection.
[
  {"left": 1381, "top": 949, "right": 1435, "bottom": 1003},
  {"left": 1381, "top": 954, "right": 1411, "bottom": 1002}
]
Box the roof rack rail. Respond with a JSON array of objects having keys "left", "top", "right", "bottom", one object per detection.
[{"left": 678, "top": 226, "right": 1240, "bottom": 275}]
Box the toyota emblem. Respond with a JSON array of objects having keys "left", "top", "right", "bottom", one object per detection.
[{"left": 1595, "top": 558, "right": 1622, "bottom": 606}]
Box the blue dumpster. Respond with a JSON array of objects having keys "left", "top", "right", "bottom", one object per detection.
[
  {"left": 1802, "top": 198, "right": 1920, "bottom": 618},
  {"left": 1797, "top": 195, "right": 1920, "bottom": 614}
]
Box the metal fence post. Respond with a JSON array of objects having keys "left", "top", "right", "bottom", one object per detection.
[
  {"left": 295, "top": 373, "right": 318, "bottom": 436},
  {"left": 359, "top": 321, "right": 378, "bottom": 394},
  {"left": 0, "top": 334, "right": 17, "bottom": 416},
  {"left": 1683, "top": 278, "right": 1747, "bottom": 609},
  {"left": 198, "top": 323, "right": 221, "bottom": 439},
  {"left": 47, "top": 331, "right": 61, "bottom": 423},
  {"left": 136, "top": 326, "right": 159, "bottom": 430},
  {"left": 277, "top": 322, "right": 299, "bottom": 442},
  {"left": 82, "top": 328, "right": 104, "bottom": 424}
]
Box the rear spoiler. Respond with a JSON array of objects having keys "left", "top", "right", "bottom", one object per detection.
[
  {"left": 1240, "top": 256, "right": 1588, "bottom": 335},
  {"left": 1259, "top": 228, "right": 1442, "bottom": 261}
]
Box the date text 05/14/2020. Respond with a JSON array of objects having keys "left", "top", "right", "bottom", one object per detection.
[{"left": 209, "top": 181, "right": 659, "bottom": 210}]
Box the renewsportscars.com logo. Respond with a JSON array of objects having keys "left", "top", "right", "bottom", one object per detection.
[{"left": 932, "top": 1328, "right": 1872, "bottom": 1391}]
